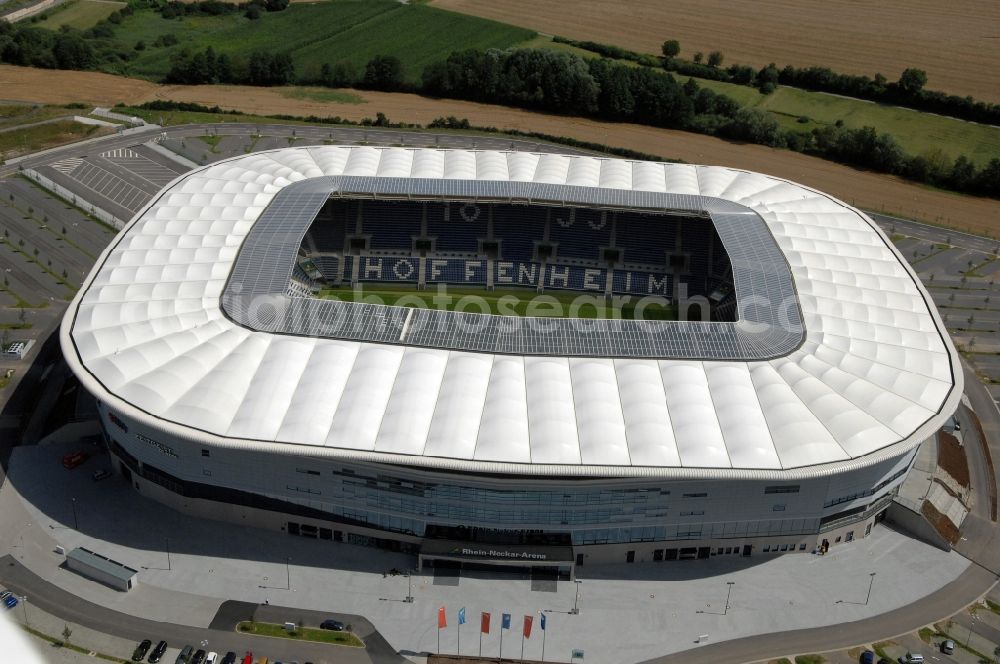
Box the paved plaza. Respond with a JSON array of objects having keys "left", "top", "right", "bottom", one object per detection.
[{"left": 1, "top": 443, "right": 972, "bottom": 664}]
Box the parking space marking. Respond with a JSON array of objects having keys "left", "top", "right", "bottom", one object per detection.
[
  {"left": 50, "top": 157, "right": 83, "bottom": 175},
  {"left": 65, "top": 161, "right": 152, "bottom": 214},
  {"left": 101, "top": 148, "right": 140, "bottom": 160},
  {"left": 100, "top": 150, "right": 185, "bottom": 188}
]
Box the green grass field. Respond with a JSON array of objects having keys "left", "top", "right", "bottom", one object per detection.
[
  {"left": 0, "top": 104, "right": 80, "bottom": 128},
  {"left": 518, "top": 36, "right": 1000, "bottom": 165},
  {"left": 689, "top": 77, "right": 1000, "bottom": 164},
  {"left": 0, "top": 120, "right": 111, "bottom": 159},
  {"left": 320, "top": 284, "right": 676, "bottom": 320},
  {"left": 236, "top": 621, "right": 364, "bottom": 647},
  {"left": 99, "top": 1, "right": 533, "bottom": 82},
  {"left": 35, "top": 0, "right": 125, "bottom": 30}
]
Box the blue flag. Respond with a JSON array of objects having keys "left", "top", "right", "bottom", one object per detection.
[
  {"left": 501, "top": 613, "right": 511, "bottom": 629},
  {"left": 458, "top": 607, "right": 466, "bottom": 625},
  {"left": 540, "top": 612, "right": 546, "bottom": 631}
]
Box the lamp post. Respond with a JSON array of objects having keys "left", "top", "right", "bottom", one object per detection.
[
  {"left": 865, "top": 572, "right": 876, "bottom": 606},
  {"left": 21, "top": 596, "right": 28, "bottom": 629},
  {"left": 724, "top": 582, "right": 735, "bottom": 615},
  {"left": 570, "top": 580, "right": 582, "bottom": 615},
  {"left": 285, "top": 557, "right": 291, "bottom": 590},
  {"left": 166, "top": 538, "right": 171, "bottom": 571},
  {"left": 71, "top": 498, "right": 78, "bottom": 530},
  {"left": 405, "top": 569, "right": 414, "bottom": 603}
]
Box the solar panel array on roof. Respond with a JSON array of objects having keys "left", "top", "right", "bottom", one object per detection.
[{"left": 223, "top": 176, "right": 801, "bottom": 360}]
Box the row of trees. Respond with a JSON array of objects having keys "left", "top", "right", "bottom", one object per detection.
[
  {"left": 0, "top": 22, "right": 95, "bottom": 69},
  {"left": 158, "top": 0, "right": 289, "bottom": 19},
  {"left": 165, "top": 47, "right": 293, "bottom": 86},
  {"left": 661, "top": 38, "right": 1000, "bottom": 124}
]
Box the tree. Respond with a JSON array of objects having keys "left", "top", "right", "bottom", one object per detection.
[
  {"left": 52, "top": 32, "right": 95, "bottom": 69},
  {"left": 897, "top": 68, "right": 927, "bottom": 95},
  {"left": 661, "top": 39, "right": 680, "bottom": 59},
  {"left": 363, "top": 54, "right": 404, "bottom": 90},
  {"left": 61, "top": 624, "right": 72, "bottom": 646},
  {"left": 707, "top": 50, "right": 724, "bottom": 67},
  {"left": 693, "top": 51, "right": 703, "bottom": 64}
]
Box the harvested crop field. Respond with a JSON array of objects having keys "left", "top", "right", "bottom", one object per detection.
[
  {"left": 1, "top": 65, "right": 997, "bottom": 234},
  {"left": 0, "top": 65, "right": 157, "bottom": 106},
  {"left": 148, "top": 86, "right": 1000, "bottom": 235},
  {"left": 432, "top": 0, "right": 1000, "bottom": 103}
]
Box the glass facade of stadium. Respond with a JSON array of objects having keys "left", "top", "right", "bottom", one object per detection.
[{"left": 99, "top": 403, "right": 916, "bottom": 570}]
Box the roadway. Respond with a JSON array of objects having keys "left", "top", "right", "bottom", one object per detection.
[{"left": 0, "top": 556, "right": 406, "bottom": 664}]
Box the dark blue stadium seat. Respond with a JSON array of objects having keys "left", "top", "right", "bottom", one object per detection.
[
  {"left": 616, "top": 212, "right": 676, "bottom": 265},
  {"left": 354, "top": 200, "right": 421, "bottom": 250},
  {"left": 428, "top": 201, "right": 485, "bottom": 252},
  {"left": 493, "top": 205, "right": 546, "bottom": 261},
  {"left": 612, "top": 269, "right": 673, "bottom": 297},
  {"left": 426, "top": 258, "right": 488, "bottom": 285},
  {"left": 549, "top": 207, "right": 610, "bottom": 260}
]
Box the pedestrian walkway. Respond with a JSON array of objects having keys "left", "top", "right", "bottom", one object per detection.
[{"left": 0, "top": 443, "right": 974, "bottom": 664}]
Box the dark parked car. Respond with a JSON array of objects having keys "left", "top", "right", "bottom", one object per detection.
[
  {"left": 219, "top": 653, "right": 237, "bottom": 664},
  {"left": 320, "top": 619, "right": 344, "bottom": 631},
  {"left": 191, "top": 650, "right": 206, "bottom": 664},
  {"left": 149, "top": 640, "right": 168, "bottom": 663},
  {"left": 860, "top": 651, "right": 875, "bottom": 664},
  {"left": 132, "top": 640, "right": 152, "bottom": 661},
  {"left": 4, "top": 595, "right": 19, "bottom": 609},
  {"left": 175, "top": 645, "right": 193, "bottom": 664}
]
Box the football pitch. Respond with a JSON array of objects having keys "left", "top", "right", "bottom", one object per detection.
[{"left": 319, "top": 284, "right": 676, "bottom": 321}]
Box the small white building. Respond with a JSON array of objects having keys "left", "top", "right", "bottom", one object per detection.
[{"left": 66, "top": 547, "right": 138, "bottom": 592}]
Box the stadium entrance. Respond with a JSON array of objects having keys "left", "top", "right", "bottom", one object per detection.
[
  {"left": 418, "top": 539, "right": 575, "bottom": 580},
  {"left": 419, "top": 525, "right": 575, "bottom": 580}
]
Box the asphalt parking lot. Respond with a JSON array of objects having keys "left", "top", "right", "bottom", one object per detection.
[{"left": 873, "top": 214, "right": 1000, "bottom": 403}]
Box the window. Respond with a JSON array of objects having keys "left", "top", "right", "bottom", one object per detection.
[
  {"left": 626, "top": 551, "right": 635, "bottom": 563},
  {"left": 799, "top": 543, "right": 807, "bottom": 551},
  {"left": 202, "top": 468, "right": 212, "bottom": 477},
  {"left": 682, "top": 492, "right": 708, "bottom": 498},
  {"left": 296, "top": 468, "right": 321, "bottom": 476},
  {"left": 679, "top": 510, "right": 704, "bottom": 516},
  {"left": 763, "top": 545, "right": 770, "bottom": 552},
  {"left": 772, "top": 504, "right": 786, "bottom": 512},
  {"left": 835, "top": 536, "right": 842, "bottom": 543},
  {"left": 764, "top": 485, "right": 800, "bottom": 494},
  {"left": 780, "top": 544, "right": 789, "bottom": 551},
  {"left": 201, "top": 449, "right": 210, "bottom": 457},
  {"left": 846, "top": 531, "right": 854, "bottom": 542},
  {"left": 724, "top": 547, "right": 732, "bottom": 555},
  {"left": 716, "top": 547, "right": 723, "bottom": 555}
]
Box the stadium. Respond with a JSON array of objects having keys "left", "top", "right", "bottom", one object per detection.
[{"left": 61, "top": 146, "right": 962, "bottom": 575}]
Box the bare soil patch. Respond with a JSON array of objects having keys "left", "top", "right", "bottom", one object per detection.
[
  {"left": 921, "top": 500, "right": 960, "bottom": 545},
  {"left": 2, "top": 65, "right": 997, "bottom": 234},
  {"left": 938, "top": 430, "right": 971, "bottom": 489},
  {"left": 433, "top": 0, "right": 1000, "bottom": 103},
  {"left": 0, "top": 65, "right": 157, "bottom": 106}
]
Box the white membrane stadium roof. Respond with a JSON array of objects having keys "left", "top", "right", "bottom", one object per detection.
[{"left": 63, "top": 147, "right": 962, "bottom": 479}]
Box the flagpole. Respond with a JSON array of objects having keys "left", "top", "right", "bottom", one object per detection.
[
  {"left": 437, "top": 624, "right": 440, "bottom": 655},
  {"left": 520, "top": 627, "right": 525, "bottom": 663},
  {"left": 541, "top": 622, "right": 546, "bottom": 661},
  {"left": 500, "top": 622, "right": 504, "bottom": 660},
  {"left": 479, "top": 615, "right": 483, "bottom": 657},
  {"left": 458, "top": 617, "right": 461, "bottom": 655}
]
